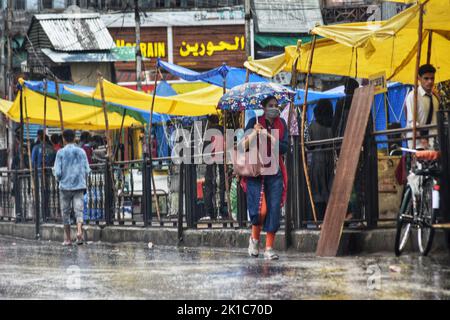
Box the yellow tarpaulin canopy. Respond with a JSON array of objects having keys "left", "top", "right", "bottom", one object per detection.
[
  {"left": 246, "top": 0, "right": 450, "bottom": 85},
  {"left": 67, "top": 79, "right": 222, "bottom": 117},
  {"left": 244, "top": 54, "right": 287, "bottom": 78},
  {"left": 3, "top": 87, "right": 142, "bottom": 130}
]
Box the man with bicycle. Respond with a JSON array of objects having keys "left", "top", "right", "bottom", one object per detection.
[{"left": 395, "top": 64, "right": 441, "bottom": 256}]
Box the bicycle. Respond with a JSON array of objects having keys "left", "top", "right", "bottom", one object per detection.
[{"left": 394, "top": 147, "right": 441, "bottom": 257}]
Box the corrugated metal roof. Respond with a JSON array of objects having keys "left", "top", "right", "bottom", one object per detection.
[{"left": 34, "top": 13, "right": 115, "bottom": 52}]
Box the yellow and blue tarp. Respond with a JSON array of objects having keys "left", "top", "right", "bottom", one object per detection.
[
  {"left": 157, "top": 59, "right": 268, "bottom": 89},
  {"left": 66, "top": 78, "right": 222, "bottom": 117},
  {"left": 4, "top": 84, "right": 142, "bottom": 130}
]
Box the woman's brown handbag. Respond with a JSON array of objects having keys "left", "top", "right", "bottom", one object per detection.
[{"left": 231, "top": 147, "right": 262, "bottom": 177}]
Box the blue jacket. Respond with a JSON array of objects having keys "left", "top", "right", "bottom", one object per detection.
[
  {"left": 53, "top": 144, "right": 91, "bottom": 191},
  {"left": 31, "top": 143, "right": 56, "bottom": 169}
]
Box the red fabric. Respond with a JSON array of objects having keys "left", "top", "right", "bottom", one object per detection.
[
  {"left": 395, "top": 155, "right": 407, "bottom": 185},
  {"left": 240, "top": 116, "right": 288, "bottom": 207},
  {"left": 82, "top": 144, "right": 93, "bottom": 164},
  {"left": 197, "top": 180, "right": 204, "bottom": 200}
]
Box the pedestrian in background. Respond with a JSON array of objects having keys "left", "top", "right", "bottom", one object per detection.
[
  {"left": 31, "top": 129, "right": 56, "bottom": 168},
  {"left": 79, "top": 131, "right": 93, "bottom": 164},
  {"left": 201, "top": 114, "right": 226, "bottom": 221},
  {"left": 53, "top": 129, "right": 91, "bottom": 246},
  {"left": 50, "top": 134, "right": 63, "bottom": 152},
  {"left": 308, "top": 99, "right": 334, "bottom": 223}
]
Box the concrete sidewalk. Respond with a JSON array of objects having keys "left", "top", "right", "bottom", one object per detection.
[{"left": 0, "top": 222, "right": 447, "bottom": 255}]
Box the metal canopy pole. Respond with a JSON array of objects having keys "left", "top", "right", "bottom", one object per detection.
[
  {"left": 41, "top": 79, "right": 48, "bottom": 221},
  {"left": 54, "top": 78, "right": 65, "bottom": 137},
  {"left": 222, "top": 78, "right": 231, "bottom": 218},
  {"left": 147, "top": 65, "right": 161, "bottom": 221},
  {"left": 300, "top": 35, "right": 318, "bottom": 226},
  {"left": 412, "top": 2, "right": 426, "bottom": 150}
]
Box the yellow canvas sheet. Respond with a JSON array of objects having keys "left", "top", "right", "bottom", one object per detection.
[
  {"left": 246, "top": 0, "right": 450, "bottom": 85},
  {"left": 67, "top": 79, "right": 222, "bottom": 117},
  {"left": 4, "top": 87, "right": 142, "bottom": 130},
  {"left": 244, "top": 54, "right": 287, "bottom": 78}
]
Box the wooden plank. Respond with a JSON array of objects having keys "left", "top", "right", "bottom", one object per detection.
[{"left": 316, "top": 85, "right": 375, "bottom": 257}]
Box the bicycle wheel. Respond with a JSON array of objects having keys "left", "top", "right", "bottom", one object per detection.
[
  {"left": 395, "top": 186, "right": 413, "bottom": 257},
  {"left": 418, "top": 178, "right": 437, "bottom": 256}
]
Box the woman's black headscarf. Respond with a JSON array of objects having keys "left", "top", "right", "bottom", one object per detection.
[{"left": 314, "top": 99, "right": 333, "bottom": 128}]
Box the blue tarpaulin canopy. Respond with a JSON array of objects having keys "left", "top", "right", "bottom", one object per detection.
[{"left": 157, "top": 59, "right": 268, "bottom": 89}]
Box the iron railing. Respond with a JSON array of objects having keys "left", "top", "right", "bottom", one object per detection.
[{"left": 0, "top": 118, "right": 448, "bottom": 249}]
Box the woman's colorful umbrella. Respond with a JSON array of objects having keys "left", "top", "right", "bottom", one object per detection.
[{"left": 218, "top": 82, "right": 295, "bottom": 112}]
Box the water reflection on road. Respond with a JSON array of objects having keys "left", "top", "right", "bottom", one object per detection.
[{"left": 0, "top": 236, "right": 448, "bottom": 299}]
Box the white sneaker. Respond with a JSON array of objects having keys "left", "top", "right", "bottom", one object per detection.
[
  {"left": 264, "top": 248, "right": 279, "bottom": 260},
  {"left": 248, "top": 237, "right": 259, "bottom": 257}
]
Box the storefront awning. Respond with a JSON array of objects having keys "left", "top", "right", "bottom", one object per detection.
[{"left": 254, "top": 35, "right": 314, "bottom": 48}]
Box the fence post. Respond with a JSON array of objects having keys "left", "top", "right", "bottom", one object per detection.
[
  {"left": 142, "top": 159, "right": 153, "bottom": 227},
  {"left": 237, "top": 178, "right": 247, "bottom": 228},
  {"left": 184, "top": 164, "right": 196, "bottom": 229},
  {"left": 297, "top": 139, "right": 307, "bottom": 229},
  {"left": 285, "top": 138, "right": 294, "bottom": 248},
  {"left": 177, "top": 163, "right": 184, "bottom": 244},
  {"left": 363, "top": 122, "right": 379, "bottom": 229},
  {"left": 104, "top": 161, "right": 114, "bottom": 225},
  {"left": 34, "top": 170, "right": 40, "bottom": 239},
  {"left": 41, "top": 171, "right": 49, "bottom": 223},
  {"left": 14, "top": 170, "right": 22, "bottom": 223}
]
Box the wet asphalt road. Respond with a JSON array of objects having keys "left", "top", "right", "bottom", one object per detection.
[{"left": 0, "top": 235, "right": 449, "bottom": 300}]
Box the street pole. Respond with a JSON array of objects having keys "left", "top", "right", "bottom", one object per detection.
[
  {"left": 244, "top": 0, "right": 252, "bottom": 58},
  {"left": 6, "top": 0, "right": 14, "bottom": 169},
  {"left": 54, "top": 78, "right": 65, "bottom": 136},
  {"left": 134, "top": 0, "right": 143, "bottom": 92},
  {"left": 300, "top": 35, "right": 318, "bottom": 226},
  {"left": 412, "top": 3, "right": 425, "bottom": 150}
]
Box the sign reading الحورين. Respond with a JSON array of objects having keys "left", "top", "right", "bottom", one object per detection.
[{"left": 179, "top": 36, "right": 245, "bottom": 57}]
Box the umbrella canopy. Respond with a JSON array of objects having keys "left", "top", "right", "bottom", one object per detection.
[{"left": 218, "top": 82, "right": 294, "bottom": 112}]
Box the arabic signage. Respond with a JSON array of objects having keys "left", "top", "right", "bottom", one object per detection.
[
  {"left": 173, "top": 25, "right": 246, "bottom": 69},
  {"left": 109, "top": 25, "right": 247, "bottom": 71},
  {"left": 252, "top": 0, "right": 323, "bottom": 33}
]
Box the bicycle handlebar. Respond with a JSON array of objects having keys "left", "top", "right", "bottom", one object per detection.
[{"left": 389, "top": 145, "right": 440, "bottom": 161}]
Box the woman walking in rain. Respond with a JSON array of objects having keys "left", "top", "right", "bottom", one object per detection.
[{"left": 241, "top": 96, "right": 288, "bottom": 260}]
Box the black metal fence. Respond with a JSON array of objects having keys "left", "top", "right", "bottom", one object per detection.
[{"left": 1, "top": 117, "right": 449, "bottom": 246}]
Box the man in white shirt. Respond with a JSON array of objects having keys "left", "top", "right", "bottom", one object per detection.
[{"left": 406, "top": 64, "right": 439, "bottom": 150}]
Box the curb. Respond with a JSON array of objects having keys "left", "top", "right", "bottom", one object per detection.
[{"left": 0, "top": 222, "right": 447, "bottom": 255}]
